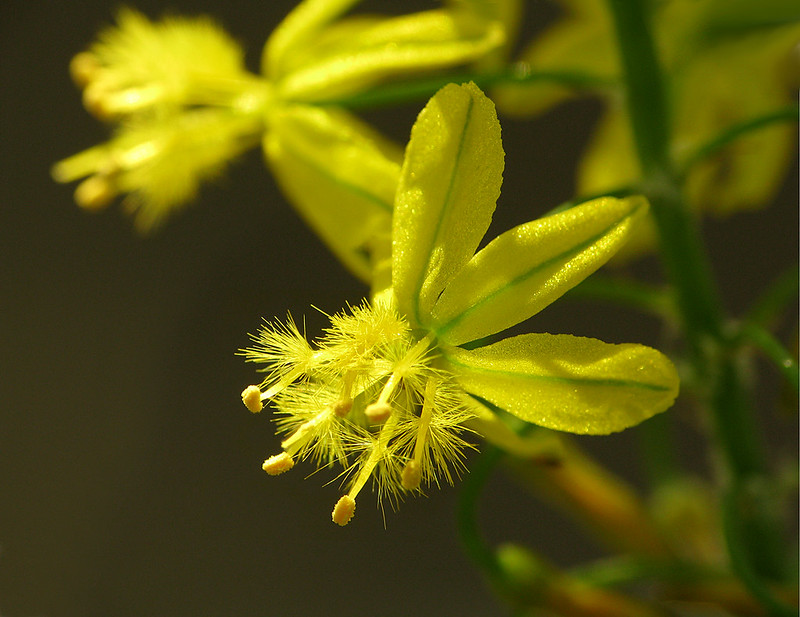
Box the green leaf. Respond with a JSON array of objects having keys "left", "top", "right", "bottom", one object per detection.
[
  {"left": 264, "top": 104, "right": 400, "bottom": 282},
  {"left": 431, "top": 196, "right": 648, "bottom": 346},
  {"left": 441, "top": 333, "right": 679, "bottom": 435},
  {"left": 392, "top": 82, "right": 504, "bottom": 328}
]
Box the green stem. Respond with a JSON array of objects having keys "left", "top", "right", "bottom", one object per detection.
[
  {"left": 737, "top": 323, "right": 799, "bottom": 396},
  {"left": 458, "top": 446, "right": 506, "bottom": 591},
  {"left": 606, "top": 0, "right": 786, "bottom": 593},
  {"left": 312, "top": 63, "right": 614, "bottom": 109},
  {"left": 564, "top": 275, "right": 674, "bottom": 319},
  {"left": 746, "top": 265, "right": 799, "bottom": 330},
  {"left": 680, "top": 106, "right": 799, "bottom": 175}
]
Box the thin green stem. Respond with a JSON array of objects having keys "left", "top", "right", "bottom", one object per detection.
[
  {"left": 737, "top": 323, "right": 799, "bottom": 396},
  {"left": 721, "top": 490, "right": 798, "bottom": 617},
  {"left": 311, "top": 63, "right": 614, "bottom": 109},
  {"left": 606, "top": 0, "right": 786, "bottom": 596},
  {"left": 746, "top": 265, "right": 799, "bottom": 330},
  {"left": 564, "top": 275, "right": 675, "bottom": 319},
  {"left": 680, "top": 106, "right": 799, "bottom": 175},
  {"left": 458, "top": 446, "right": 506, "bottom": 591},
  {"left": 569, "top": 554, "right": 719, "bottom": 588}
]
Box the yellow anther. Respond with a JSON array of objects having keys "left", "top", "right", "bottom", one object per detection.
[
  {"left": 262, "top": 452, "right": 294, "bottom": 475},
  {"left": 364, "top": 401, "right": 392, "bottom": 423},
  {"left": 241, "top": 385, "right": 263, "bottom": 413},
  {"left": 332, "top": 495, "right": 356, "bottom": 526},
  {"left": 332, "top": 398, "right": 352, "bottom": 418},
  {"left": 69, "top": 52, "right": 100, "bottom": 88},
  {"left": 74, "top": 176, "right": 115, "bottom": 211},
  {"left": 401, "top": 461, "right": 422, "bottom": 490}
]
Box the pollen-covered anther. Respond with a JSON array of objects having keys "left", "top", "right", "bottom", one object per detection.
[
  {"left": 332, "top": 495, "right": 356, "bottom": 526},
  {"left": 364, "top": 402, "right": 392, "bottom": 423},
  {"left": 241, "top": 385, "right": 263, "bottom": 413},
  {"left": 75, "top": 176, "right": 116, "bottom": 211},
  {"left": 262, "top": 452, "right": 294, "bottom": 475},
  {"left": 401, "top": 461, "right": 422, "bottom": 490},
  {"left": 69, "top": 52, "right": 100, "bottom": 88},
  {"left": 332, "top": 398, "right": 353, "bottom": 418}
]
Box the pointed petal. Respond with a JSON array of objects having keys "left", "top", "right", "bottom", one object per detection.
[
  {"left": 441, "top": 333, "right": 679, "bottom": 435},
  {"left": 264, "top": 105, "right": 400, "bottom": 282},
  {"left": 392, "top": 82, "right": 504, "bottom": 328},
  {"left": 263, "top": 0, "right": 362, "bottom": 79},
  {"left": 431, "top": 196, "right": 648, "bottom": 346},
  {"left": 275, "top": 10, "right": 505, "bottom": 101}
]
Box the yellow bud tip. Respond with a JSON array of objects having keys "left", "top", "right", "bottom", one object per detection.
[
  {"left": 364, "top": 402, "right": 392, "bottom": 423},
  {"left": 69, "top": 52, "right": 100, "bottom": 88},
  {"left": 332, "top": 495, "right": 356, "bottom": 526},
  {"left": 401, "top": 461, "right": 422, "bottom": 490},
  {"left": 74, "top": 176, "right": 115, "bottom": 211},
  {"left": 82, "top": 84, "right": 114, "bottom": 120},
  {"left": 241, "top": 385, "right": 263, "bottom": 413},
  {"left": 332, "top": 398, "right": 353, "bottom": 418},
  {"left": 262, "top": 452, "right": 294, "bottom": 475}
]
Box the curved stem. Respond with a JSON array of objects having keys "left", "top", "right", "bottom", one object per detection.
[
  {"left": 564, "top": 275, "right": 675, "bottom": 319},
  {"left": 680, "top": 106, "right": 799, "bottom": 175},
  {"left": 606, "top": 0, "right": 786, "bottom": 595},
  {"left": 746, "top": 265, "right": 799, "bottom": 330},
  {"left": 312, "top": 64, "right": 614, "bottom": 109},
  {"left": 737, "top": 323, "right": 799, "bottom": 396},
  {"left": 458, "top": 446, "right": 506, "bottom": 590}
]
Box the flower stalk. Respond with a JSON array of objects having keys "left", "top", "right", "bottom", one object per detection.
[{"left": 605, "top": 0, "right": 789, "bottom": 595}]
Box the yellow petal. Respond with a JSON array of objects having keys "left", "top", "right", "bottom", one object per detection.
[
  {"left": 264, "top": 105, "right": 400, "bottom": 282},
  {"left": 263, "top": 0, "right": 361, "bottom": 79},
  {"left": 392, "top": 82, "right": 504, "bottom": 328},
  {"left": 441, "top": 333, "right": 679, "bottom": 435},
  {"left": 275, "top": 10, "right": 505, "bottom": 101},
  {"left": 492, "top": 0, "right": 615, "bottom": 117},
  {"left": 577, "top": 104, "right": 639, "bottom": 197},
  {"left": 430, "top": 196, "right": 648, "bottom": 346}
]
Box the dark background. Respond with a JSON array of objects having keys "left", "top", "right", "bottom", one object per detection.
[{"left": 1, "top": 2, "right": 797, "bottom": 616}]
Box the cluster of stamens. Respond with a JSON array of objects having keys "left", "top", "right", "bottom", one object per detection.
[
  {"left": 52, "top": 9, "right": 270, "bottom": 229},
  {"left": 240, "top": 301, "right": 473, "bottom": 526}
]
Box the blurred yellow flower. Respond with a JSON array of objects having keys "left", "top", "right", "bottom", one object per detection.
[
  {"left": 52, "top": 0, "right": 507, "bottom": 278},
  {"left": 241, "top": 83, "right": 679, "bottom": 525},
  {"left": 494, "top": 0, "right": 800, "bottom": 255}
]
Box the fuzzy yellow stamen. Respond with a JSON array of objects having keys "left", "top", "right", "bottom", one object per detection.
[
  {"left": 332, "top": 370, "right": 356, "bottom": 417},
  {"left": 280, "top": 407, "right": 335, "bottom": 457},
  {"left": 333, "top": 411, "right": 401, "bottom": 526},
  {"left": 262, "top": 452, "right": 294, "bottom": 475},
  {"left": 401, "top": 461, "right": 421, "bottom": 490},
  {"left": 401, "top": 377, "right": 437, "bottom": 490},
  {"left": 332, "top": 495, "right": 356, "bottom": 526},
  {"left": 364, "top": 401, "right": 392, "bottom": 423},
  {"left": 364, "top": 370, "right": 402, "bottom": 423},
  {"left": 241, "top": 385, "right": 263, "bottom": 413},
  {"left": 261, "top": 365, "right": 306, "bottom": 401}
]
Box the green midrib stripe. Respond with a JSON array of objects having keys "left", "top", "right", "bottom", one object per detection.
[
  {"left": 444, "top": 353, "right": 673, "bottom": 393},
  {"left": 412, "top": 94, "right": 475, "bottom": 326},
  {"left": 434, "top": 202, "right": 644, "bottom": 338},
  {"left": 279, "top": 138, "right": 394, "bottom": 214}
]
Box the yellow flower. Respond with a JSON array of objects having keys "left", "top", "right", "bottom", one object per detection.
[
  {"left": 52, "top": 1, "right": 506, "bottom": 267},
  {"left": 241, "top": 83, "right": 679, "bottom": 525},
  {"left": 493, "top": 0, "right": 800, "bottom": 255}
]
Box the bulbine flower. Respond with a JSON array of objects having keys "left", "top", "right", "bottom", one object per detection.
[
  {"left": 52, "top": 0, "right": 506, "bottom": 277},
  {"left": 241, "top": 83, "right": 679, "bottom": 526}
]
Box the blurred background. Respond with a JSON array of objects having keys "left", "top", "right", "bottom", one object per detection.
[{"left": 1, "top": 1, "right": 796, "bottom": 616}]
